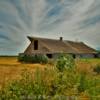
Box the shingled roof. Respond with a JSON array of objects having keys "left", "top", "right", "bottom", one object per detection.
[
  {"left": 25, "top": 36, "right": 96, "bottom": 54},
  {"left": 64, "top": 41, "right": 96, "bottom": 54}
]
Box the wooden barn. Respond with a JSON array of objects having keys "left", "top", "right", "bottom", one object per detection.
[{"left": 19, "top": 36, "right": 97, "bottom": 58}]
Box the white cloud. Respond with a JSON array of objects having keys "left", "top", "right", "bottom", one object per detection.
[{"left": 0, "top": 0, "right": 100, "bottom": 54}]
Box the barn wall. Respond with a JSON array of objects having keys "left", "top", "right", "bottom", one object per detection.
[
  {"left": 75, "top": 54, "right": 95, "bottom": 58},
  {"left": 97, "top": 53, "right": 100, "bottom": 58},
  {"left": 24, "top": 40, "right": 51, "bottom": 55},
  {"left": 51, "top": 53, "right": 74, "bottom": 59},
  {"left": 52, "top": 53, "right": 60, "bottom": 59},
  {"left": 24, "top": 43, "right": 33, "bottom": 55}
]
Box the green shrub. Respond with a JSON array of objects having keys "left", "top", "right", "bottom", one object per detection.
[
  {"left": 18, "top": 54, "right": 25, "bottom": 62},
  {"left": 0, "top": 62, "right": 100, "bottom": 100},
  {"left": 18, "top": 54, "right": 48, "bottom": 64},
  {"left": 56, "top": 54, "right": 75, "bottom": 72},
  {"left": 93, "top": 64, "right": 100, "bottom": 74}
]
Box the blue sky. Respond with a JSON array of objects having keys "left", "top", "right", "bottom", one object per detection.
[{"left": 0, "top": 0, "right": 100, "bottom": 55}]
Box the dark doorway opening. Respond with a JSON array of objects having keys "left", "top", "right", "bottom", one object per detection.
[
  {"left": 34, "top": 40, "right": 38, "bottom": 50},
  {"left": 94, "top": 54, "right": 98, "bottom": 58},
  {"left": 46, "top": 54, "right": 52, "bottom": 58},
  {"left": 72, "top": 54, "right": 76, "bottom": 58}
]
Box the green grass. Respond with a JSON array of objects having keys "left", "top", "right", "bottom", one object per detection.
[
  {"left": 0, "top": 56, "right": 100, "bottom": 100},
  {"left": 80, "top": 58, "right": 100, "bottom": 62}
]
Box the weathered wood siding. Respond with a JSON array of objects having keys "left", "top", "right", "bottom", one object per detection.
[{"left": 75, "top": 54, "right": 95, "bottom": 58}]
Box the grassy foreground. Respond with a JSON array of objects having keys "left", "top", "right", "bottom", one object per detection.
[
  {"left": 0, "top": 57, "right": 46, "bottom": 88},
  {"left": 0, "top": 56, "right": 100, "bottom": 100}
]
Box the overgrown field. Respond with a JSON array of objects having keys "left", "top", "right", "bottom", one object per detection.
[
  {"left": 0, "top": 57, "right": 46, "bottom": 88},
  {"left": 0, "top": 56, "right": 100, "bottom": 100}
]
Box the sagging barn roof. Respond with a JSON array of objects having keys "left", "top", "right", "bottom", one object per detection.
[{"left": 24, "top": 36, "right": 96, "bottom": 55}]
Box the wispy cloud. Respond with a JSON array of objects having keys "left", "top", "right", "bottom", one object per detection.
[{"left": 0, "top": 0, "right": 100, "bottom": 55}]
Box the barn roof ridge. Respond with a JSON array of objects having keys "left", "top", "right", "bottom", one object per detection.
[{"left": 27, "top": 36, "right": 83, "bottom": 43}]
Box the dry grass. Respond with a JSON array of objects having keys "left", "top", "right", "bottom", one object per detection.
[
  {"left": 0, "top": 57, "right": 100, "bottom": 99},
  {"left": 75, "top": 58, "right": 100, "bottom": 74},
  {"left": 0, "top": 56, "right": 46, "bottom": 88},
  {"left": 0, "top": 57, "right": 100, "bottom": 88}
]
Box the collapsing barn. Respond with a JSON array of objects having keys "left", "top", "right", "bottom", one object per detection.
[{"left": 19, "top": 36, "right": 97, "bottom": 59}]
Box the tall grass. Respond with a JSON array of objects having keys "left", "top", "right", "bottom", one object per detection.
[
  {"left": 0, "top": 54, "right": 100, "bottom": 100},
  {"left": 0, "top": 67, "right": 100, "bottom": 100}
]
